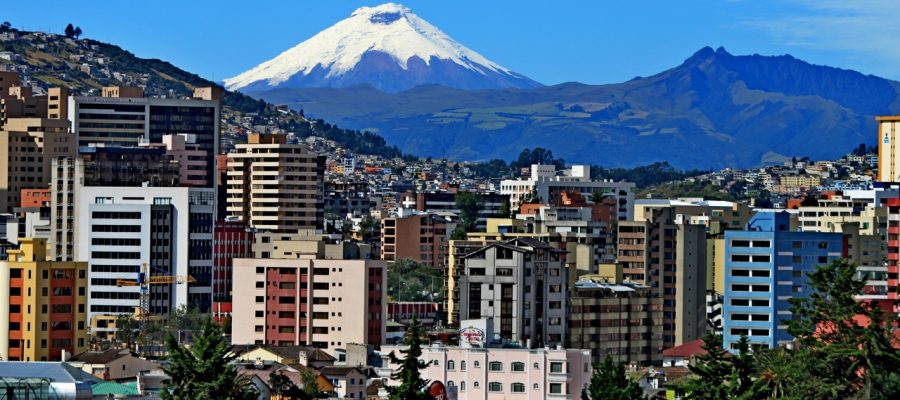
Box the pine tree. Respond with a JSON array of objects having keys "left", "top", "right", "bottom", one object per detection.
[
  {"left": 64, "top": 23, "right": 75, "bottom": 38},
  {"left": 581, "top": 356, "right": 645, "bottom": 400},
  {"left": 386, "top": 317, "right": 430, "bottom": 400},
  {"left": 161, "top": 320, "right": 257, "bottom": 400}
]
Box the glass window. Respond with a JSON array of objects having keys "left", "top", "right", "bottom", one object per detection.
[
  {"left": 512, "top": 383, "right": 526, "bottom": 393},
  {"left": 488, "top": 382, "right": 502, "bottom": 392},
  {"left": 447, "top": 360, "right": 455, "bottom": 370},
  {"left": 489, "top": 361, "right": 503, "bottom": 371},
  {"left": 550, "top": 362, "right": 563, "bottom": 373},
  {"left": 511, "top": 362, "right": 525, "bottom": 372},
  {"left": 550, "top": 383, "right": 563, "bottom": 394}
]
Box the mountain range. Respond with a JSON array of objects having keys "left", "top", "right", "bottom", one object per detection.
[{"left": 229, "top": 3, "right": 898, "bottom": 169}]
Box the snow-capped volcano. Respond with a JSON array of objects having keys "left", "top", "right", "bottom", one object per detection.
[{"left": 224, "top": 3, "right": 541, "bottom": 92}]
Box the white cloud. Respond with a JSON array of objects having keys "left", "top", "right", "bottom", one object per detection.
[{"left": 745, "top": 0, "right": 900, "bottom": 76}]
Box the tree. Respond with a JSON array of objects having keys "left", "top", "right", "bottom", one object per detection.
[
  {"left": 74, "top": 26, "right": 83, "bottom": 39},
  {"left": 676, "top": 334, "right": 755, "bottom": 399},
  {"left": 269, "top": 370, "right": 297, "bottom": 397},
  {"left": 0, "top": 22, "right": 11, "bottom": 32},
  {"left": 455, "top": 191, "right": 484, "bottom": 234},
  {"left": 358, "top": 217, "right": 376, "bottom": 242},
  {"left": 64, "top": 23, "right": 75, "bottom": 38},
  {"left": 115, "top": 314, "right": 140, "bottom": 350},
  {"left": 299, "top": 369, "right": 321, "bottom": 399},
  {"left": 497, "top": 198, "right": 511, "bottom": 218},
  {"left": 161, "top": 320, "right": 257, "bottom": 400},
  {"left": 385, "top": 317, "right": 430, "bottom": 400},
  {"left": 581, "top": 356, "right": 645, "bottom": 400},
  {"left": 787, "top": 259, "right": 900, "bottom": 398}
]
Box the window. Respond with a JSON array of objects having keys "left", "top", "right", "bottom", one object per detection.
[
  {"left": 460, "top": 381, "right": 466, "bottom": 391},
  {"left": 534, "top": 362, "right": 540, "bottom": 370},
  {"left": 550, "top": 383, "right": 563, "bottom": 394},
  {"left": 512, "top": 383, "right": 526, "bottom": 393},
  {"left": 550, "top": 362, "right": 563, "bottom": 373},
  {"left": 489, "top": 361, "right": 503, "bottom": 371},
  {"left": 474, "top": 382, "right": 480, "bottom": 388},
  {"left": 474, "top": 361, "right": 480, "bottom": 368},
  {"left": 511, "top": 362, "right": 525, "bottom": 372},
  {"left": 447, "top": 360, "right": 455, "bottom": 370},
  {"left": 460, "top": 361, "right": 467, "bottom": 371},
  {"left": 488, "top": 382, "right": 503, "bottom": 392},
  {"left": 533, "top": 383, "right": 540, "bottom": 390}
]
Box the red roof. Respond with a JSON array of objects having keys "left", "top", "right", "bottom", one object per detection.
[{"left": 662, "top": 339, "right": 708, "bottom": 358}]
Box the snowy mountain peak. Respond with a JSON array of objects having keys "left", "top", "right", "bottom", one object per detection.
[{"left": 224, "top": 3, "right": 541, "bottom": 93}]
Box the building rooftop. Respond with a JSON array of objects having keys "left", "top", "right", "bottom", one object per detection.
[{"left": 661, "top": 338, "right": 708, "bottom": 358}]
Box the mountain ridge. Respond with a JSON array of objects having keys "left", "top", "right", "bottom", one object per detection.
[{"left": 249, "top": 46, "right": 895, "bottom": 169}]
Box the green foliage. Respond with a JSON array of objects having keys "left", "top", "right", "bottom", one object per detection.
[
  {"left": 677, "top": 334, "right": 755, "bottom": 399},
  {"left": 299, "top": 369, "right": 321, "bottom": 399},
  {"left": 358, "top": 217, "right": 377, "bottom": 242},
  {"left": 596, "top": 162, "right": 708, "bottom": 188},
  {"left": 64, "top": 24, "right": 75, "bottom": 38},
  {"left": 269, "top": 371, "right": 297, "bottom": 396},
  {"left": 386, "top": 318, "right": 431, "bottom": 400},
  {"left": 162, "top": 320, "right": 257, "bottom": 400},
  {"left": 638, "top": 180, "right": 732, "bottom": 201},
  {"left": 512, "top": 147, "right": 565, "bottom": 170},
  {"left": 581, "top": 356, "right": 645, "bottom": 400},
  {"left": 387, "top": 259, "right": 443, "bottom": 302},
  {"left": 498, "top": 198, "right": 511, "bottom": 218},
  {"left": 680, "top": 260, "right": 900, "bottom": 399},
  {"left": 455, "top": 191, "right": 484, "bottom": 234}
]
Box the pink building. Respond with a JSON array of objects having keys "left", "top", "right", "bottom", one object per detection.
[
  {"left": 231, "top": 258, "right": 386, "bottom": 355},
  {"left": 140, "top": 134, "right": 209, "bottom": 186},
  {"left": 380, "top": 344, "right": 592, "bottom": 399}
]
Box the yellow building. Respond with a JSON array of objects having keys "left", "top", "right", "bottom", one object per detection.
[{"left": 0, "top": 238, "right": 88, "bottom": 361}]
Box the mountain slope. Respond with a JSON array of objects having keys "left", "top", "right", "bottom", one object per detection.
[
  {"left": 0, "top": 27, "right": 403, "bottom": 158},
  {"left": 225, "top": 3, "right": 541, "bottom": 93},
  {"left": 250, "top": 47, "right": 899, "bottom": 169}
]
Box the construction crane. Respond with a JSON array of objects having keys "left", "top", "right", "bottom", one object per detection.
[{"left": 116, "top": 263, "right": 196, "bottom": 329}]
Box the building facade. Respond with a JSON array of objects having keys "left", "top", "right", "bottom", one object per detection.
[
  {"left": 226, "top": 133, "right": 325, "bottom": 232},
  {"left": 458, "top": 239, "right": 568, "bottom": 348},
  {"left": 723, "top": 211, "right": 843, "bottom": 351},
  {"left": 381, "top": 210, "right": 452, "bottom": 267},
  {"left": 231, "top": 258, "right": 386, "bottom": 355},
  {"left": 0, "top": 238, "right": 88, "bottom": 361},
  {"left": 380, "top": 344, "right": 592, "bottom": 400}
]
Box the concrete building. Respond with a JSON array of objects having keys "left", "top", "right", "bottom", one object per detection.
[
  {"left": 231, "top": 258, "right": 386, "bottom": 355},
  {"left": 877, "top": 116, "right": 900, "bottom": 183},
  {"left": 68, "top": 87, "right": 220, "bottom": 185},
  {"left": 569, "top": 277, "right": 663, "bottom": 366},
  {"left": 212, "top": 220, "right": 254, "bottom": 305},
  {"left": 617, "top": 206, "right": 708, "bottom": 349},
  {"left": 723, "top": 211, "right": 843, "bottom": 351},
  {"left": 0, "top": 238, "right": 88, "bottom": 361},
  {"left": 139, "top": 133, "right": 210, "bottom": 187},
  {"left": 380, "top": 343, "right": 592, "bottom": 400},
  {"left": 74, "top": 186, "right": 216, "bottom": 328},
  {"left": 0, "top": 117, "right": 75, "bottom": 213},
  {"left": 458, "top": 238, "right": 568, "bottom": 348},
  {"left": 226, "top": 133, "right": 325, "bottom": 232},
  {"left": 500, "top": 164, "right": 635, "bottom": 220},
  {"left": 884, "top": 198, "right": 900, "bottom": 302},
  {"left": 408, "top": 190, "right": 508, "bottom": 230},
  {"left": 380, "top": 209, "right": 453, "bottom": 267}
]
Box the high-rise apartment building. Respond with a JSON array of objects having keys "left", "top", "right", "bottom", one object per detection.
[
  {"left": 569, "top": 277, "right": 663, "bottom": 366},
  {"left": 877, "top": 116, "right": 900, "bottom": 183},
  {"left": 457, "top": 238, "right": 569, "bottom": 348},
  {"left": 0, "top": 238, "right": 88, "bottom": 361},
  {"left": 617, "top": 206, "right": 708, "bottom": 349},
  {"left": 226, "top": 133, "right": 325, "bottom": 232},
  {"left": 231, "top": 258, "right": 386, "bottom": 354},
  {"left": 723, "top": 211, "right": 843, "bottom": 351},
  {"left": 0, "top": 118, "right": 75, "bottom": 213},
  {"left": 212, "top": 220, "right": 254, "bottom": 305}
]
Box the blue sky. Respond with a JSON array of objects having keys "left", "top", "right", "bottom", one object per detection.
[{"left": 4, "top": 0, "right": 899, "bottom": 85}]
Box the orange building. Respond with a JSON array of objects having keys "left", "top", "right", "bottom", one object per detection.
[{"left": 20, "top": 188, "right": 50, "bottom": 208}]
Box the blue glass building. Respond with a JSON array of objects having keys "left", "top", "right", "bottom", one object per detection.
[{"left": 723, "top": 211, "right": 843, "bottom": 351}]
